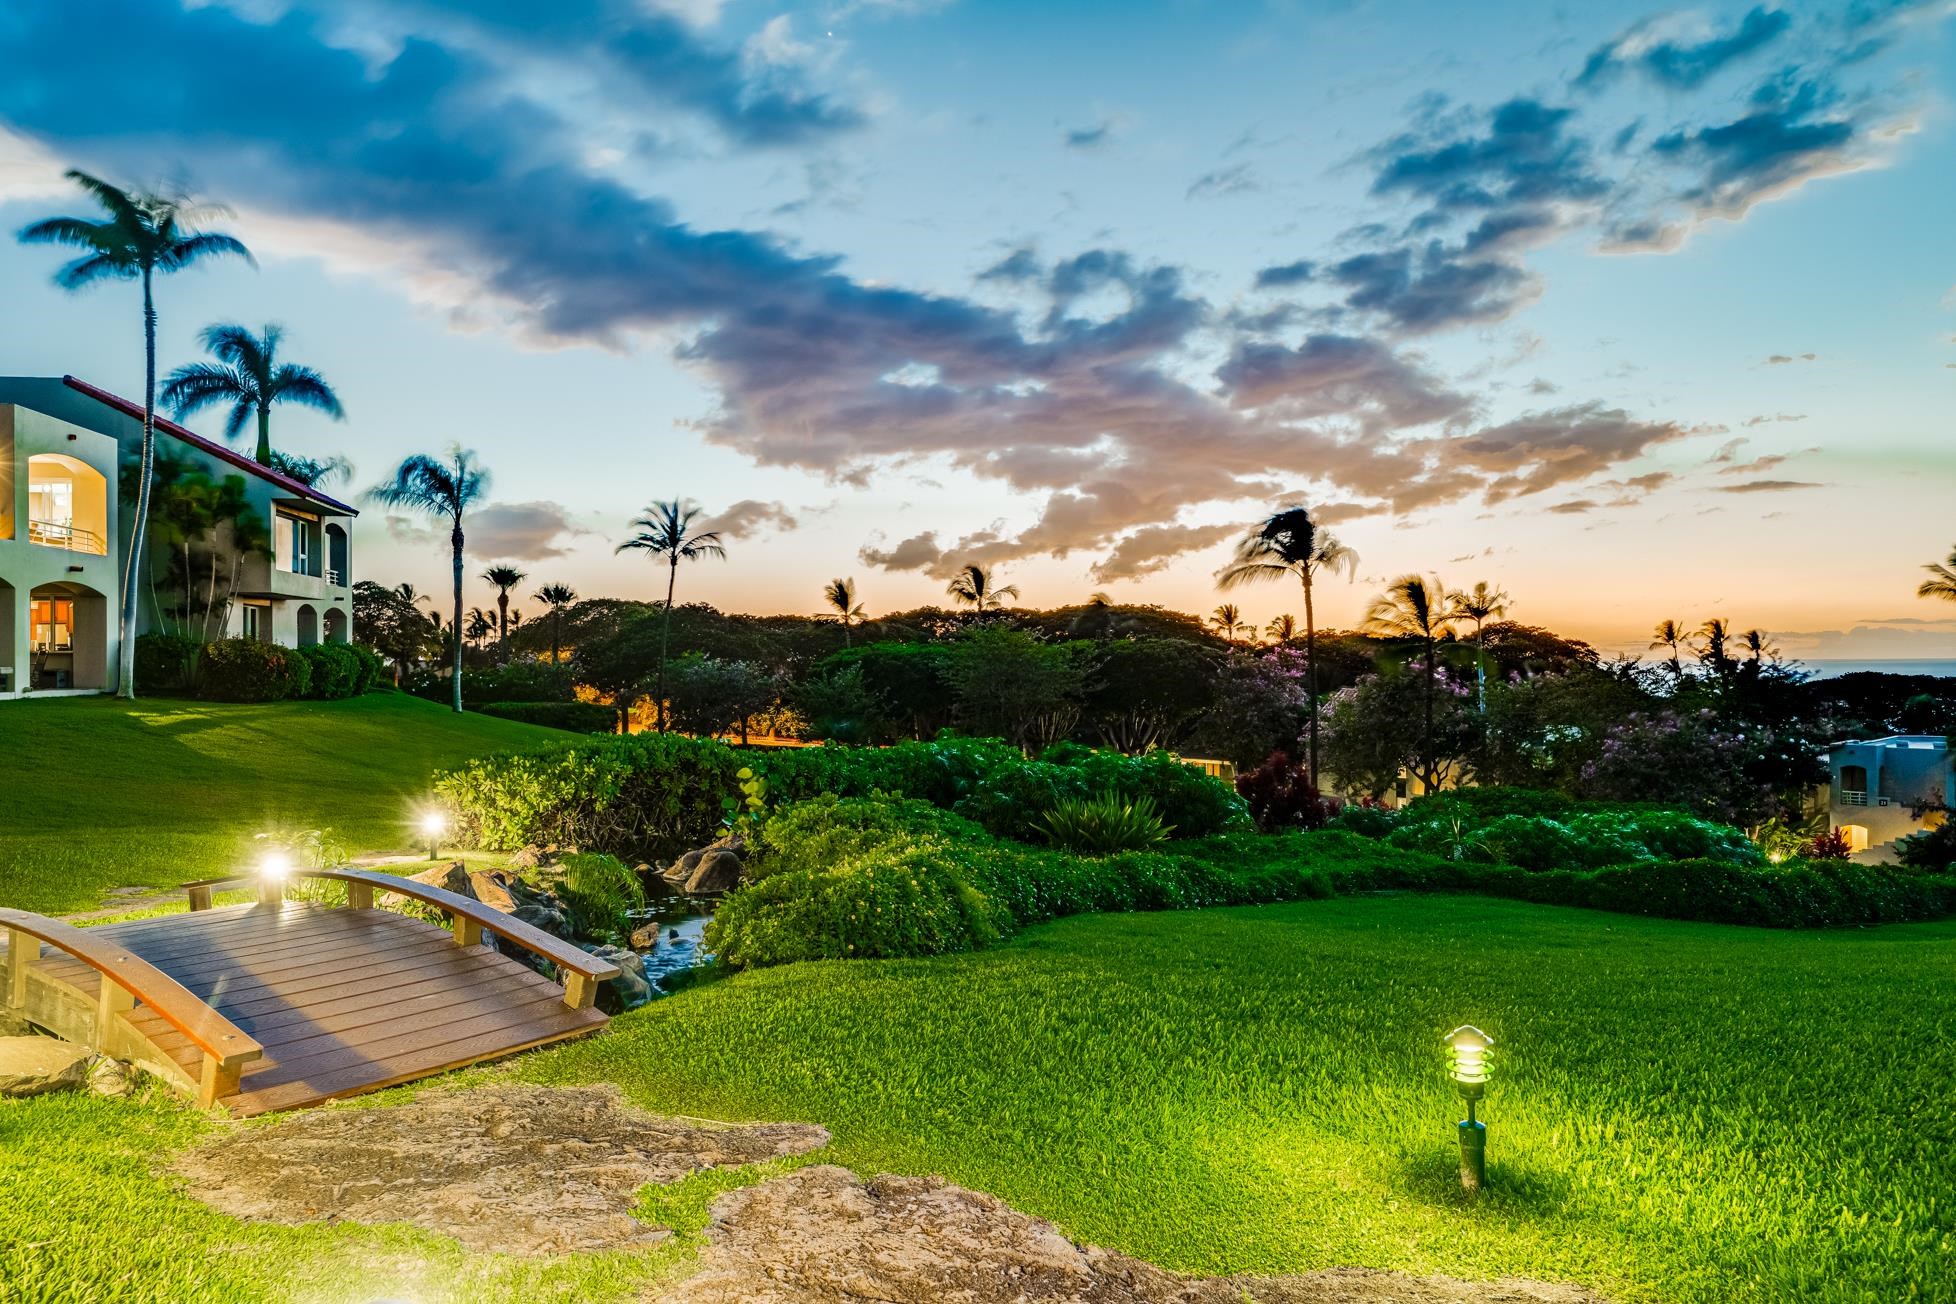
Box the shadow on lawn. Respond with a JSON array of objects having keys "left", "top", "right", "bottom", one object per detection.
[{"left": 1390, "top": 1147, "right": 1579, "bottom": 1217}]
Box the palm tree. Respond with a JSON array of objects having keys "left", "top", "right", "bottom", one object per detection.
[
  {"left": 464, "top": 607, "right": 495, "bottom": 647},
  {"left": 1266, "top": 613, "right": 1299, "bottom": 643},
  {"left": 1445, "top": 581, "right": 1511, "bottom": 713},
  {"left": 160, "top": 323, "right": 344, "bottom": 466},
  {"left": 1216, "top": 506, "right": 1360, "bottom": 784},
  {"left": 19, "top": 171, "right": 253, "bottom": 698},
  {"left": 824, "top": 577, "right": 867, "bottom": 645},
  {"left": 480, "top": 563, "right": 527, "bottom": 660},
  {"left": 1649, "top": 619, "right": 1690, "bottom": 678},
  {"left": 1210, "top": 603, "right": 1247, "bottom": 642},
  {"left": 1365, "top": 574, "right": 1455, "bottom": 792},
  {"left": 1698, "top": 617, "right": 1733, "bottom": 679},
  {"left": 534, "top": 583, "right": 578, "bottom": 664},
  {"left": 1919, "top": 548, "right": 1956, "bottom": 604},
  {"left": 1741, "top": 628, "right": 1776, "bottom": 665},
  {"left": 367, "top": 446, "right": 488, "bottom": 713},
  {"left": 616, "top": 500, "right": 727, "bottom": 732},
  {"left": 945, "top": 563, "right": 1018, "bottom": 611}
]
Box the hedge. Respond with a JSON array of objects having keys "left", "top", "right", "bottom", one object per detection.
[{"left": 477, "top": 701, "right": 618, "bottom": 734}]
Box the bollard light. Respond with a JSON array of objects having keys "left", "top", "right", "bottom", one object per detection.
[
  {"left": 1445, "top": 1024, "right": 1493, "bottom": 1193},
  {"left": 258, "top": 849, "right": 293, "bottom": 907},
  {"left": 420, "top": 810, "right": 447, "bottom": 861}
]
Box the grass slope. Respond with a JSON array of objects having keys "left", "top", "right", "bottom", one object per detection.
[
  {"left": 0, "top": 693, "right": 557, "bottom": 913},
  {"left": 2, "top": 898, "right": 1949, "bottom": 1301}
]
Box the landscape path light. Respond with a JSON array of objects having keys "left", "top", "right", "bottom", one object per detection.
[
  {"left": 1446, "top": 1024, "right": 1493, "bottom": 1193},
  {"left": 420, "top": 810, "right": 447, "bottom": 861},
  {"left": 257, "top": 848, "right": 293, "bottom": 908}
]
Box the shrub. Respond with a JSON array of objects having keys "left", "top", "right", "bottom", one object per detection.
[
  {"left": 478, "top": 701, "right": 617, "bottom": 733},
  {"left": 280, "top": 647, "right": 314, "bottom": 700},
  {"left": 1236, "top": 751, "right": 1337, "bottom": 832},
  {"left": 346, "top": 644, "right": 384, "bottom": 694},
  {"left": 1800, "top": 828, "right": 1852, "bottom": 861},
  {"left": 295, "top": 643, "right": 359, "bottom": 699},
  {"left": 1035, "top": 792, "right": 1173, "bottom": 854},
  {"left": 1895, "top": 821, "right": 1956, "bottom": 872},
  {"left": 408, "top": 661, "right": 577, "bottom": 706},
  {"left": 198, "top": 639, "right": 296, "bottom": 702},
  {"left": 134, "top": 633, "right": 200, "bottom": 694},
  {"left": 551, "top": 851, "right": 645, "bottom": 941}
]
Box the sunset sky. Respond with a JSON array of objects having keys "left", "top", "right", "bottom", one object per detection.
[{"left": 1, "top": 0, "right": 1951, "bottom": 660}]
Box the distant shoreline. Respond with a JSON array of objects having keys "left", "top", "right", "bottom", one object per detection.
[{"left": 1792, "top": 659, "right": 1956, "bottom": 680}]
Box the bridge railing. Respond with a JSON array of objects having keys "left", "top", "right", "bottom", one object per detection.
[
  {"left": 0, "top": 907, "right": 265, "bottom": 1106},
  {"left": 182, "top": 868, "right": 622, "bottom": 1010}
]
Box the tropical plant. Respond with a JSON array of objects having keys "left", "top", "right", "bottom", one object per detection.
[
  {"left": 1215, "top": 506, "right": 1360, "bottom": 785},
  {"left": 1265, "top": 612, "right": 1298, "bottom": 643},
  {"left": 266, "top": 450, "right": 352, "bottom": 487},
  {"left": 945, "top": 562, "right": 1018, "bottom": 611},
  {"left": 367, "top": 446, "right": 488, "bottom": 712},
  {"left": 1740, "top": 628, "right": 1777, "bottom": 665},
  {"left": 1034, "top": 791, "right": 1173, "bottom": 854},
  {"left": 1210, "top": 603, "right": 1248, "bottom": 642},
  {"left": 1364, "top": 574, "right": 1455, "bottom": 790},
  {"left": 1446, "top": 580, "right": 1510, "bottom": 713},
  {"left": 480, "top": 563, "right": 527, "bottom": 659},
  {"left": 1919, "top": 548, "right": 1956, "bottom": 604},
  {"left": 615, "top": 499, "right": 727, "bottom": 731},
  {"left": 1650, "top": 619, "right": 1690, "bottom": 678},
  {"left": 1698, "top": 617, "right": 1734, "bottom": 679},
  {"left": 19, "top": 170, "right": 253, "bottom": 698},
  {"left": 534, "top": 583, "right": 578, "bottom": 664},
  {"left": 160, "top": 323, "right": 344, "bottom": 466},
  {"left": 464, "top": 607, "right": 495, "bottom": 646},
  {"left": 824, "top": 577, "right": 867, "bottom": 644}
]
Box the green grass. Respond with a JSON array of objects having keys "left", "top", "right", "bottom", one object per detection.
[
  {"left": 0, "top": 692, "right": 558, "bottom": 914},
  {"left": 2, "top": 898, "right": 1950, "bottom": 1300}
]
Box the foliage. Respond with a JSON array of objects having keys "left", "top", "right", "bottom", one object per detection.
[
  {"left": 352, "top": 579, "right": 442, "bottom": 676},
  {"left": 198, "top": 638, "right": 300, "bottom": 702},
  {"left": 1235, "top": 751, "right": 1337, "bottom": 832},
  {"left": 160, "top": 321, "right": 344, "bottom": 463},
  {"left": 407, "top": 660, "right": 577, "bottom": 706},
  {"left": 1080, "top": 638, "right": 1217, "bottom": 753},
  {"left": 810, "top": 641, "right": 955, "bottom": 740},
  {"left": 1579, "top": 708, "right": 1824, "bottom": 828},
  {"left": 721, "top": 765, "right": 770, "bottom": 838},
  {"left": 1318, "top": 667, "right": 1475, "bottom": 799},
  {"left": 664, "top": 654, "right": 783, "bottom": 738},
  {"left": 1895, "top": 820, "right": 1956, "bottom": 872},
  {"left": 133, "top": 632, "right": 200, "bottom": 694},
  {"left": 1802, "top": 828, "right": 1853, "bottom": 861},
  {"left": 475, "top": 701, "right": 616, "bottom": 733},
  {"left": 788, "top": 662, "right": 884, "bottom": 743},
  {"left": 1183, "top": 646, "right": 1312, "bottom": 767},
  {"left": 1373, "top": 792, "right": 1763, "bottom": 872},
  {"left": 551, "top": 851, "right": 645, "bottom": 942},
  {"left": 942, "top": 624, "right": 1089, "bottom": 752},
  {"left": 294, "top": 643, "right": 364, "bottom": 700},
  {"left": 1035, "top": 792, "right": 1174, "bottom": 854}
]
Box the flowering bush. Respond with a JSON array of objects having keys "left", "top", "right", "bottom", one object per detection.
[
  {"left": 1579, "top": 709, "right": 1823, "bottom": 828},
  {"left": 1235, "top": 751, "right": 1338, "bottom": 832}
]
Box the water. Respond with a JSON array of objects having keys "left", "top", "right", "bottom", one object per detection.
[{"left": 626, "top": 879, "right": 715, "bottom": 990}]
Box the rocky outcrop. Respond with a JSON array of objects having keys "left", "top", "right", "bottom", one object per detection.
[
  {"left": 172, "top": 1084, "right": 830, "bottom": 1256},
  {"left": 662, "top": 835, "right": 747, "bottom": 895},
  {"left": 582, "top": 944, "right": 653, "bottom": 1013},
  {"left": 0, "top": 1037, "right": 94, "bottom": 1098}
]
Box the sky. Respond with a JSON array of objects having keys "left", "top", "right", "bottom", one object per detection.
[{"left": 0, "top": 0, "right": 1951, "bottom": 660}]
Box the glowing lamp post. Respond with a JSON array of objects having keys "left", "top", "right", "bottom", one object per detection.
[
  {"left": 420, "top": 811, "right": 447, "bottom": 861},
  {"left": 1446, "top": 1024, "right": 1494, "bottom": 1193},
  {"left": 257, "top": 849, "right": 293, "bottom": 908}
]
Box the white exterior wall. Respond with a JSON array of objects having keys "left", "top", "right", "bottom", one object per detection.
[{"left": 1828, "top": 736, "right": 1955, "bottom": 851}]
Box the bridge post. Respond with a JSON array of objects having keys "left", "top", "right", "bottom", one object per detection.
[
  {"left": 198, "top": 1054, "right": 241, "bottom": 1108},
  {"left": 6, "top": 928, "right": 37, "bottom": 1009},
  {"left": 95, "top": 976, "right": 134, "bottom": 1043}
]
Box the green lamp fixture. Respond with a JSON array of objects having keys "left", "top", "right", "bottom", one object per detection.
[{"left": 1445, "top": 1024, "right": 1493, "bottom": 1192}]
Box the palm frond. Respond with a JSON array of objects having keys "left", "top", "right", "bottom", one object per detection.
[
  {"left": 268, "top": 365, "right": 345, "bottom": 418},
  {"left": 157, "top": 231, "right": 255, "bottom": 272}
]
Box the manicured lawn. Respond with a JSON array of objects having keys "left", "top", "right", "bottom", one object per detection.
[{"left": 0, "top": 693, "right": 558, "bottom": 914}]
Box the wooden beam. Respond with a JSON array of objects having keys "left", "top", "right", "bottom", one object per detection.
[
  {"left": 563, "top": 971, "right": 599, "bottom": 1011},
  {"left": 346, "top": 881, "right": 374, "bottom": 910},
  {"left": 198, "top": 1054, "right": 241, "bottom": 1109},
  {"left": 6, "top": 928, "right": 36, "bottom": 1009},
  {"left": 452, "top": 915, "right": 483, "bottom": 948},
  {"left": 96, "top": 974, "right": 135, "bottom": 1041},
  {"left": 187, "top": 884, "right": 213, "bottom": 913}
]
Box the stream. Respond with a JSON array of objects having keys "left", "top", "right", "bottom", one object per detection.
[{"left": 627, "top": 878, "right": 715, "bottom": 990}]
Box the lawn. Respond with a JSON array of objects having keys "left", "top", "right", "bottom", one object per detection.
[
  {"left": 3, "top": 896, "right": 1951, "bottom": 1301},
  {"left": 0, "top": 692, "right": 558, "bottom": 914}
]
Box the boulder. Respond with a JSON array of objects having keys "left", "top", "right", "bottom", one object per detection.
[
  {"left": 662, "top": 835, "right": 746, "bottom": 888},
  {"left": 509, "top": 844, "right": 564, "bottom": 871},
  {"left": 466, "top": 870, "right": 518, "bottom": 915},
  {"left": 408, "top": 862, "right": 475, "bottom": 898},
  {"left": 0, "top": 1037, "right": 94, "bottom": 1098},
  {"left": 684, "top": 848, "right": 744, "bottom": 895},
  {"left": 583, "top": 944, "right": 653, "bottom": 1013},
  {"left": 88, "top": 1057, "right": 137, "bottom": 1098},
  {"left": 629, "top": 922, "right": 663, "bottom": 951}
]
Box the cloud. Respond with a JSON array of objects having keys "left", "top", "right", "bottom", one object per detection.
[
  {"left": 1442, "top": 402, "right": 1693, "bottom": 501},
  {"left": 1765, "top": 352, "right": 1819, "bottom": 365},
  {"left": 387, "top": 499, "right": 592, "bottom": 560},
  {"left": 1326, "top": 242, "right": 1541, "bottom": 334},
  {"left": 1253, "top": 259, "right": 1315, "bottom": 289},
  {"left": 1718, "top": 446, "right": 1819, "bottom": 475},
  {"left": 1063, "top": 117, "right": 1119, "bottom": 149},
  {"left": 1547, "top": 499, "right": 1600, "bottom": 514},
  {"left": 1367, "top": 97, "right": 1610, "bottom": 215},
  {"left": 1185, "top": 163, "right": 1261, "bottom": 199},
  {"left": 1718, "top": 478, "right": 1823, "bottom": 493},
  {"left": 1742, "top": 412, "right": 1808, "bottom": 426},
  {"left": 857, "top": 531, "right": 949, "bottom": 573},
  {"left": 977, "top": 246, "right": 1042, "bottom": 283},
  {"left": 1088, "top": 523, "right": 1238, "bottom": 583},
  {"left": 1216, "top": 334, "right": 1473, "bottom": 431},
  {"left": 699, "top": 499, "right": 799, "bottom": 538},
  {"left": 1576, "top": 7, "right": 1793, "bottom": 91}
]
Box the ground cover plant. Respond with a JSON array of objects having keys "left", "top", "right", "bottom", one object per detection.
[{"left": 0, "top": 693, "right": 560, "bottom": 914}]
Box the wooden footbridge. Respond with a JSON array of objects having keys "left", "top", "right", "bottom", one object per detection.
[{"left": 0, "top": 869, "right": 619, "bottom": 1116}]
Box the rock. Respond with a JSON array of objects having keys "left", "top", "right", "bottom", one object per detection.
[
  {"left": 683, "top": 848, "right": 744, "bottom": 895},
  {"left": 0, "top": 1010, "right": 32, "bottom": 1038},
  {"left": 87, "top": 1056, "right": 137, "bottom": 1098},
  {"left": 0, "top": 1037, "right": 94, "bottom": 1098},
  {"left": 466, "top": 869, "right": 518, "bottom": 914},
  {"left": 408, "top": 862, "right": 474, "bottom": 898},
  {"left": 509, "top": 844, "right": 563, "bottom": 871},
  {"left": 171, "top": 1084, "right": 829, "bottom": 1257},
  {"left": 629, "top": 923, "right": 662, "bottom": 950},
  {"left": 663, "top": 835, "right": 746, "bottom": 889},
  {"left": 582, "top": 944, "right": 653, "bottom": 1013}
]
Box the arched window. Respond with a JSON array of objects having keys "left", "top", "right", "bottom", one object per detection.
[
  {"left": 323, "top": 608, "right": 349, "bottom": 644},
  {"left": 296, "top": 604, "right": 319, "bottom": 647}
]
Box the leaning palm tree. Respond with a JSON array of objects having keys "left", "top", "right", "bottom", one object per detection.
[
  {"left": 616, "top": 500, "right": 727, "bottom": 732},
  {"left": 945, "top": 563, "right": 1019, "bottom": 611},
  {"left": 160, "top": 323, "right": 344, "bottom": 466},
  {"left": 1649, "top": 619, "right": 1690, "bottom": 678},
  {"left": 19, "top": 171, "right": 253, "bottom": 699},
  {"left": 1445, "top": 581, "right": 1511, "bottom": 713},
  {"left": 1919, "top": 548, "right": 1956, "bottom": 604},
  {"left": 367, "top": 446, "right": 488, "bottom": 713},
  {"left": 823, "top": 577, "right": 867, "bottom": 645},
  {"left": 1365, "top": 575, "right": 1455, "bottom": 793},
  {"left": 1265, "top": 613, "right": 1299, "bottom": 643},
  {"left": 1216, "top": 506, "right": 1360, "bottom": 785},
  {"left": 480, "top": 563, "right": 527, "bottom": 660},
  {"left": 534, "top": 583, "right": 578, "bottom": 664},
  {"left": 1210, "top": 603, "right": 1248, "bottom": 642}
]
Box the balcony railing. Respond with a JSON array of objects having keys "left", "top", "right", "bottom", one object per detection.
[
  {"left": 27, "top": 518, "right": 106, "bottom": 555},
  {"left": 326, "top": 567, "right": 345, "bottom": 587},
  {"left": 1840, "top": 790, "right": 1869, "bottom": 807}
]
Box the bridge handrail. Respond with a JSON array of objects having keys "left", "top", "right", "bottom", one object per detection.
[{"left": 0, "top": 907, "right": 265, "bottom": 1078}]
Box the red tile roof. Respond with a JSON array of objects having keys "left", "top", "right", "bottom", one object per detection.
[{"left": 62, "top": 375, "right": 359, "bottom": 516}]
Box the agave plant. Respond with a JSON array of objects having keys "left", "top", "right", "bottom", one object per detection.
[{"left": 1035, "top": 792, "right": 1174, "bottom": 855}]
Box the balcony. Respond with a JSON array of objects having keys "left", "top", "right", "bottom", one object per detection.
[
  {"left": 1840, "top": 790, "right": 1869, "bottom": 807},
  {"left": 27, "top": 517, "right": 107, "bottom": 556}
]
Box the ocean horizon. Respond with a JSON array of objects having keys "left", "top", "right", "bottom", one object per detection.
[{"left": 1792, "top": 659, "right": 1956, "bottom": 680}]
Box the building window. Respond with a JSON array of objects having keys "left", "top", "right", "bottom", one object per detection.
[
  {"left": 241, "top": 604, "right": 264, "bottom": 641},
  {"left": 31, "top": 598, "right": 74, "bottom": 652},
  {"left": 1839, "top": 764, "right": 1869, "bottom": 806}
]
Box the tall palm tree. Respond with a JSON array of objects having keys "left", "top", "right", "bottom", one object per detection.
[
  {"left": 1919, "top": 548, "right": 1956, "bottom": 604},
  {"left": 945, "top": 563, "right": 1018, "bottom": 611},
  {"left": 367, "top": 447, "right": 488, "bottom": 713},
  {"left": 824, "top": 577, "right": 867, "bottom": 645},
  {"left": 19, "top": 171, "right": 252, "bottom": 698},
  {"left": 1445, "top": 581, "right": 1511, "bottom": 713},
  {"left": 1698, "top": 617, "right": 1733, "bottom": 679},
  {"left": 1649, "top": 619, "right": 1690, "bottom": 678},
  {"left": 160, "top": 323, "right": 344, "bottom": 466},
  {"left": 1210, "top": 603, "right": 1247, "bottom": 642},
  {"left": 1266, "top": 612, "right": 1299, "bottom": 643},
  {"left": 1740, "top": 628, "right": 1776, "bottom": 665},
  {"left": 1365, "top": 574, "right": 1455, "bottom": 792},
  {"left": 616, "top": 500, "right": 726, "bottom": 732},
  {"left": 480, "top": 563, "right": 527, "bottom": 660},
  {"left": 1216, "top": 506, "right": 1360, "bottom": 784},
  {"left": 534, "top": 583, "right": 578, "bottom": 664}
]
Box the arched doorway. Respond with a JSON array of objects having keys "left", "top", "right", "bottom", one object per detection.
[
  {"left": 323, "top": 607, "right": 349, "bottom": 644},
  {"left": 325, "top": 523, "right": 349, "bottom": 587},
  {"left": 29, "top": 581, "right": 109, "bottom": 690},
  {"left": 0, "top": 580, "right": 15, "bottom": 695},
  {"left": 296, "top": 604, "right": 319, "bottom": 647}
]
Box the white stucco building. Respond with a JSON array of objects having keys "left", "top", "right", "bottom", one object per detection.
[
  {"left": 0, "top": 375, "right": 357, "bottom": 698},
  {"left": 1826, "top": 735, "right": 1953, "bottom": 854}
]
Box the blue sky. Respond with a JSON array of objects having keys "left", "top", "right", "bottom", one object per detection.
[{"left": 0, "top": 0, "right": 1951, "bottom": 658}]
